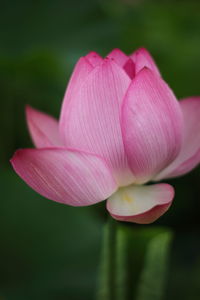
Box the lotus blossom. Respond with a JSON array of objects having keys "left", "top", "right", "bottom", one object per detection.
[{"left": 11, "top": 48, "right": 200, "bottom": 224}]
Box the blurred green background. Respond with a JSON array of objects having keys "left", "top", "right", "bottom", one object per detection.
[{"left": 1, "top": 0, "right": 200, "bottom": 299}]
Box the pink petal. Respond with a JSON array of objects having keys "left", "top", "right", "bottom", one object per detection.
[
  {"left": 130, "top": 48, "right": 161, "bottom": 76},
  {"left": 10, "top": 148, "right": 117, "bottom": 206},
  {"left": 123, "top": 58, "right": 135, "bottom": 79},
  {"left": 85, "top": 51, "right": 103, "bottom": 67},
  {"left": 107, "top": 183, "right": 174, "bottom": 224},
  {"left": 107, "top": 48, "right": 129, "bottom": 67},
  {"left": 26, "top": 106, "right": 63, "bottom": 148},
  {"left": 155, "top": 97, "right": 200, "bottom": 180},
  {"left": 122, "top": 68, "right": 183, "bottom": 183},
  {"left": 59, "top": 57, "right": 93, "bottom": 142},
  {"left": 60, "top": 59, "right": 134, "bottom": 186}
]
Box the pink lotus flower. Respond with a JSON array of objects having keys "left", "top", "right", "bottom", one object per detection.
[{"left": 11, "top": 48, "right": 200, "bottom": 224}]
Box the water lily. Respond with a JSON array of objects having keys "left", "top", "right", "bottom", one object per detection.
[{"left": 11, "top": 48, "right": 200, "bottom": 224}]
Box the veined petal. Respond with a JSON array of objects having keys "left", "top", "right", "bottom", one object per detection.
[
  {"left": 26, "top": 106, "right": 63, "bottom": 148},
  {"left": 10, "top": 148, "right": 117, "bottom": 206},
  {"left": 122, "top": 68, "right": 183, "bottom": 183},
  {"left": 59, "top": 57, "right": 93, "bottom": 141},
  {"left": 107, "top": 48, "right": 129, "bottom": 67},
  {"left": 155, "top": 97, "right": 200, "bottom": 180},
  {"left": 61, "top": 59, "right": 134, "bottom": 186},
  {"left": 131, "top": 48, "right": 161, "bottom": 76},
  {"left": 107, "top": 183, "right": 174, "bottom": 224},
  {"left": 85, "top": 51, "right": 103, "bottom": 67}
]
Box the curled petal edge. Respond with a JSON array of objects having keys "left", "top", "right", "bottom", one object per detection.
[{"left": 106, "top": 183, "right": 174, "bottom": 224}]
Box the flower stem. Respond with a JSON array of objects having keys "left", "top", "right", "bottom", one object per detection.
[{"left": 96, "top": 217, "right": 173, "bottom": 300}]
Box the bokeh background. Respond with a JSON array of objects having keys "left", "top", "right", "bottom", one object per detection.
[{"left": 1, "top": 0, "right": 200, "bottom": 299}]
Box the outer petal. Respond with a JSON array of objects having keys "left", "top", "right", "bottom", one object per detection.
[
  {"left": 107, "top": 183, "right": 174, "bottom": 224},
  {"left": 26, "top": 106, "right": 63, "bottom": 148},
  {"left": 10, "top": 148, "right": 117, "bottom": 206},
  {"left": 61, "top": 59, "right": 134, "bottom": 186},
  {"left": 59, "top": 57, "right": 93, "bottom": 141},
  {"left": 130, "top": 48, "right": 161, "bottom": 76},
  {"left": 107, "top": 48, "right": 129, "bottom": 67},
  {"left": 155, "top": 97, "right": 200, "bottom": 180},
  {"left": 122, "top": 68, "right": 183, "bottom": 183},
  {"left": 85, "top": 51, "right": 103, "bottom": 67}
]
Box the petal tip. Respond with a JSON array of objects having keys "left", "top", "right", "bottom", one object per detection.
[
  {"left": 107, "top": 48, "right": 128, "bottom": 67},
  {"left": 85, "top": 51, "right": 100, "bottom": 57},
  {"left": 25, "top": 105, "right": 39, "bottom": 122},
  {"left": 85, "top": 51, "right": 103, "bottom": 67},
  {"left": 10, "top": 149, "right": 26, "bottom": 173},
  {"left": 25, "top": 104, "right": 34, "bottom": 117},
  {"left": 135, "top": 47, "right": 149, "bottom": 55},
  {"left": 131, "top": 48, "right": 161, "bottom": 77}
]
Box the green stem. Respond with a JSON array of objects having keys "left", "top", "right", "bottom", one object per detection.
[
  {"left": 96, "top": 217, "right": 173, "bottom": 300},
  {"left": 115, "top": 226, "right": 129, "bottom": 300},
  {"left": 96, "top": 217, "right": 117, "bottom": 300}
]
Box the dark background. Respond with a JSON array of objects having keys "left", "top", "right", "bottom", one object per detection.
[{"left": 1, "top": 0, "right": 200, "bottom": 299}]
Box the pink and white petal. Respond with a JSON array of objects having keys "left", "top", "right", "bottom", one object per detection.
[
  {"left": 107, "top": 48, "right": 129, "bottom": 67},
  {"left": 123, "top": 58, "right": 135, "bottom": 79},
  {"left": 85, "top": 51, "right": 103, "bottom": 67},
  {"left": 10, "top": 148, "right": 117, "bottom": 206},
  {"left": 59, "top": 57, "right": 93, "bottom": 141},
  {"left": 61, "top": 59, "right": 134, "bottom": 186},
  {"left": 130, "top": 48, "right": 161, "bottom": 77},
  {"left": 122, "top": 68, "right": 183, "bottom": 184},
  {"left": 26, "top": 106, "right": 63, "bottom": 148},
  {"left": 155, "top": 97, "right": 200, "bottom": 180},
  {"left": 107, "top": 183, "right": 174, "bottom": 224}
]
